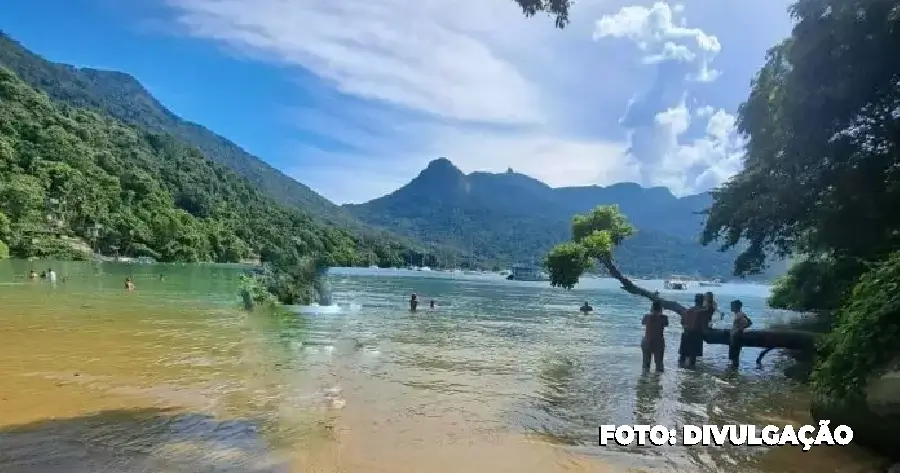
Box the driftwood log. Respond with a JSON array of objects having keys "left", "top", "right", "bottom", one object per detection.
[{"left": 598, "top": 255, "right": 821, "bottom": 365}]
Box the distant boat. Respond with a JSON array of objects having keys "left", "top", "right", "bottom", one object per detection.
[
  {"left": 697, "top": 279, "right": 723, "bottom": 288},
  {"left": 664, "top": 279, "right": 688, "bottom": 290},
  {"left": 507, "top": 264, "right": 549, "bottom": 281}
]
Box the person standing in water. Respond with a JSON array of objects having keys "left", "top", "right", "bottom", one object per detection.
[
  {"left": 47, "top": 268, "right": 57, "bottom": 283},
  {"left": 695, "top": 293, "right": 716, "bottom": 358},
  {"left": 28, "top": 270, "right": 37, "bottom": 280},
  {"left": 641, "top": 300, "right": 668, "bottom": 373},
  {"left": 678, "top": 293, "right": 707, "bottom": 368},
  {"left": 704, "top": 292, "right": 724, "bottom": 323},
  {"left": 580, "top": 301, "right": 593, "bottom": 314},
  {"left": 429, "top": 300, "right": 436, "bottom": 309},
  {"left": 125, "top": 278, "right": 135, "bottom": 291},
  {"left": 728, "top": 300, "right": 752, "bottom": 369},
  {"left": 409, "top": 293, "right": 418, "bottom": 312}
]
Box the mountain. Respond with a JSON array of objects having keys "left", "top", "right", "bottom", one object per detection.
[
  {"left": 0, "top": 65, "right": 443, "bottom": 267},
  {"left": 346, "top": 158, "right": 761, "bottom": 279},
  {"left": 0, "top": 32, "right": 355, "bottom": 226},
  {"left": 0, "top": 31, "right": 468, "bottom": 264}
]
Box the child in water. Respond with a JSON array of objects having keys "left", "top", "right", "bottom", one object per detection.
[
  {"left": 429, "top": 300, "right": 436, "bottom": 309},
  {"left": 125, "top": 278, "right": 135, "bottom": 291},
  {"left": 409, "top": 293, "right": 418, "bottom": 312}
]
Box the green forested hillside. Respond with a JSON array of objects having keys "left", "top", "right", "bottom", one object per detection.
[
  {"left": 0, "top": 67, "right": 434, "bottom": 268},
  {"left": 346, "top": 158, "right": 784, "bottom": 279},
  {"left": 0, "top": 32, "right": 355, "bottom": 226}
]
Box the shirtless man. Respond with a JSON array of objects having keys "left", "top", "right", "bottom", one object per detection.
[
  {"left": 729, "top": 300, "right": 752, "bottom": 369},
  {"left": 678, "top": 293, "right": 707, "bottom": 368},
  {"left": 641, "top": 300, "right": 668, "bottom": 373}
]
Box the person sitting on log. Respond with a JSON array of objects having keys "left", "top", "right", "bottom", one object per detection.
[{"left": 729, "top": 300, "right": 752, "bottom": 369}]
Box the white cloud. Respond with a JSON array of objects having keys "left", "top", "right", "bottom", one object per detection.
[
  {"left": 594, "top": 1, "right": 721, "bottom": 82},
  {"left": 158, "top": 0, "right": 786, "bottom": 203},
  {"left": 593, "top": 1, "right": 744, "bottom": 196}
]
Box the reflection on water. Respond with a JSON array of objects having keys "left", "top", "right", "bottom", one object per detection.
[{"left": 0, "top": 261, "right": 886, "bottom": 473}]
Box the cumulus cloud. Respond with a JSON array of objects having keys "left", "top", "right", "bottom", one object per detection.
[
  {"left": 594, "top": 1, "right": 743, "bottom": 195},
  {"left": 157, "top": 0, "right": 777, "bottom": 203}
]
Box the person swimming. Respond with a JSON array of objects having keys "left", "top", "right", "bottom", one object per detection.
[
  {"left": 580, "top": 301, "right": 593, "bottom": 314},
  {"left": 125, "top": 278, "right": 135, "bottom": 290},
  {"left": 409, "top": 293, "right": 418, "bottom": 312}
]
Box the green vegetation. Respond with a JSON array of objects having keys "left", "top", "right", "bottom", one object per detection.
[
  {"left": 544, "top": 205, "right": 688, "bottom": 315},
  {"left": 680, "top": 0, "right": 900, "bottom": 454},
  {"left": 545, "top": 205, "right": 633, "bottom": 290},
  {"left": 347, "top": 158, "right": 754, "bottom": 279},
  {"left": 0, "top": 32, "right": 464, "bottom": 267},
  {"left": 698, "top": 0, "right": 900, "bottom": 405},
  {"left": 534, "top": 0, "right": 900, "bottom": 455},
  {"left": 813, "top": 253, "right": 900, "bottom": 405},
  {"left": 0, "top": 32, "right": 346, "bottom": 224},
  {"left": 510, "top": 0, "right": 571, "bottom": 28},
  {"left": 0, "top": 67, "right": 434, "bottom": 281}
]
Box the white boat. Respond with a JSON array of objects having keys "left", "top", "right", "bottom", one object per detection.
[
  {"left": 664, "top": 279, "right": 688, "bottom": 290},
  {"left": 508, "top": 264, "right": 549, "bottom": 281}
]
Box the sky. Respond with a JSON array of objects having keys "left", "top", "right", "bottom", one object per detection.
[{"left": 1, "top": 0, "right": 794, "bottom": 204}]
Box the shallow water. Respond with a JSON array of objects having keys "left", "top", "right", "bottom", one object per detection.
[{"left": 0, "top": 261, "right": 882, "bottom": 473}]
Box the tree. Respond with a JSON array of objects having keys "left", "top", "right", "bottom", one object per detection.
[
  {"left": 511, "top": 0, "right": 572, "bottom": 28},
  {"left": 701, "top": 0, "right": 900, "bottom": 283},
  {"left": 545, "top": 205, "right": 688, "bottom": 314},
  {"left": 696, "top": 0, "right": 900, "bottom": 437}
]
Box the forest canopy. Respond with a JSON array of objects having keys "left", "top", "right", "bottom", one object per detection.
[{"left": 0, "top": 66, "right": 437, "bottom": 269}]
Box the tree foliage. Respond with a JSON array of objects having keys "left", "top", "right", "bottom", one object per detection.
[
  {"left": 699, "top": 0, "right": 900, "bottom": 405},
  {"left": 0, "top": 66, "right": 436, "bottom": 281},
  {"left": 812, "top": 251, "right": 900, "bottom": 405},
  {"left": 511, "top": 0, "right": 572, "bottom": 28},
  {"left": 701, "top": 0, "right": 900, "bottom": 280},
  {"left": 545, "top": 205, "right": 687, "bottom": 314},
  {"left": 545, "top": 205, "right": 634, "bottom": 289}
]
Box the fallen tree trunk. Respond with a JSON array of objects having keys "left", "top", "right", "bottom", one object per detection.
[
  {"left": 597, "top": 255, "right": 819, "bottom": 356},
  {"left": 599, "top": 255, "right": 687, "bottom": 315},
  {"left": 703, "top": 328, "right": 819, "bottom": 351}
]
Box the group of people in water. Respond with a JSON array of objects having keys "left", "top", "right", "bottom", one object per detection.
[
  {"left": 575, "top": 291, "right": 752, "bottom": 373},
  {"left": 409, "top": 286, "right": 751, "bottom": 372},
  {"left": 28, "top": 268, "right": 135, "bottom": 290},
  {"left": 28, "top": 268, "right": 58, "bottom": 283},
  {"left": 640, "top": 291, "right": 751, "bottom": 373},
  {"left": 408, "top": 293, "right": 437, "bottom": 312}
]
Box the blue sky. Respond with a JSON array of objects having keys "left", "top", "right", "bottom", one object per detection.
[{"left": 2, "top": 0, "right": 793, "bottom": 204}]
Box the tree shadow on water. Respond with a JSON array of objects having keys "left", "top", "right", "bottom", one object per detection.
[{"left": 0, "top": 408, "right": 290, "bottom": 473}]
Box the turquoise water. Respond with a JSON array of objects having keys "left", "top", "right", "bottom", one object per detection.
[{"left": 0, "top": 261, "right": 877, "bottom": 473}]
